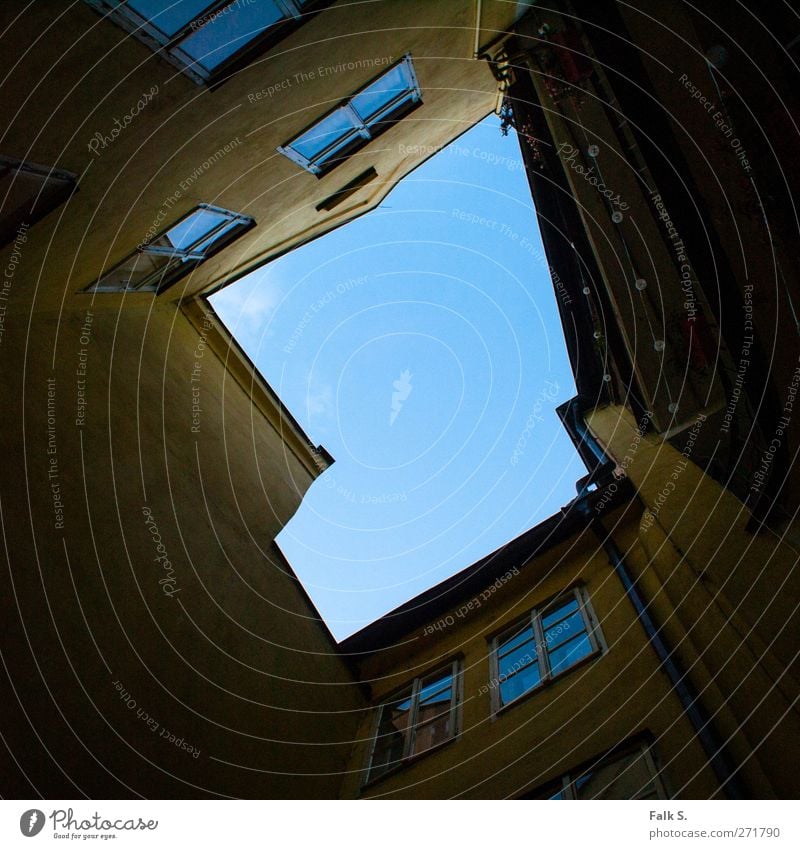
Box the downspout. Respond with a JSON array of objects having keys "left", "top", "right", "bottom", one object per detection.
[
  {"left": 473, "top": 0, "right": 483, "bottom": 58},
  {"left": 587, "top": 512, "right": 750, "bottom": 799},
  {"left": 562, "top": 397, "right": 749, "bottom": 797}
]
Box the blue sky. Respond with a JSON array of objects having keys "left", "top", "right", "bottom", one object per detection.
[{"left": 211, "top": 114, "right": 585, "bottom": 640}]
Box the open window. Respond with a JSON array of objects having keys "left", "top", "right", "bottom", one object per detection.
[
  {"left": 366, "top": 659, "right": 460, "bottom": 784},
  {"left": 0, "top": 156, "right": 77, "bottom": 247},
  {"left": 278, "top": 54, "right": 421, "bottom": 176},
  {"left": 83, "top": 0, "right": 328, "bottom": 85},
  {"left": 87, "top": 203, "right": 254, "bottom": 293}
]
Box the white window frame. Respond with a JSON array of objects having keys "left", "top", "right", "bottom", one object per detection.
[
  {"left": 489, "top": 585, "right": 603, "bottom": 714},
  {"left": 531, "top": 739, "right": 669, "bottom": 800},
  {"left": 365, "top": 658, "right": 461, "bottom": 785},
  {"left": 83, "top": 0, "right": 324, "bottom": 85},
  {"left": 87, "top": 203, "right": 254, "bottom": 293},
  {"left": 277, "top": 54, "right": 422, "bottom": 176}
]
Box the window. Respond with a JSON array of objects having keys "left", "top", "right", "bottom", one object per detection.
[
  {"left": 523, "top": 739, "right": 668, "bottom": 800},
  {"left": 0, "top": 156, "right": 77, "bottom": 247},
  {"left": 278, "top": 54, "right": 422, "bottom": 176},
  {"left": 490, "top": 586, "right": 601, "bottom": 711},
  {"left": 87, "top": 204, "right": 254, "bottom": 293},
  {"left": 84, "top": 0, "right": 326, "bottom": 84},
  {"left": 367, "top": 660, "right": 460, "bottom": 783}
]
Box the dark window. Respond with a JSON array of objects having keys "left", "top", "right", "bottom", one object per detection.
[
  {"left": 367, "top": 660, "right": 459, "bottom": 783},
  {"left": 86, "top": 203, "right": 253, "bottom": 293},
  {"left": 523, "top": 740, "right": 668, "bottom": 800},
  {"left": 0, "top": 156, "right": 76, "bottom": 246},
  {"left": 491, "top": 587, "right": 601, "bottom": 711},
  {"left": 83, "top": 0, "right": 325, "bottom": 85},
  {"left": 278, "top": 54, "right": 421, "bottom": 176}
]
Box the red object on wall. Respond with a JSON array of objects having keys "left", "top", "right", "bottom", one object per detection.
[
  {"left": 549, "top": 29, "right": 593, "bottom": 84},
  {"left": 681, "top": 312, "right": 715, "bottom": 370}
]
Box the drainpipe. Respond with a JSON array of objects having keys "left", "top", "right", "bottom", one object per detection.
[
  {"left": 473, "top": 0, "right": 483, "bottom": 58},
  {"left": 560, "top": 395, "right": 748, "bottom": 797},
  {"left": 589, "top": 514, "right": 749, "bottom": 799}
]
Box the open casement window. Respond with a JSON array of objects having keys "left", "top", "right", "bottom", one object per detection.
[
  {"left": 87, "top": 204, "right": 254, "bottom": 293},
  {"left": 366, "top": 660, "right": 460, "bottom": 783},
  {"left": 0, "top": 156, "right": 76, "bottom": 247},
  {"left": 524, "top": 739, "right": 669, "bottom": 800},
  {"left": 83, "top": 0, "right": 328, "bottom": 85},
  {"left": 278, "top": 54, "right": 422, "bottom": 176},
  {"left": 490, "top": 586, "right": 602, "bottom": 712}
]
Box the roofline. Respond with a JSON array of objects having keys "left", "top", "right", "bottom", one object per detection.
[{"left": 337, "top": 470, "right": 635, "bottom": 655}]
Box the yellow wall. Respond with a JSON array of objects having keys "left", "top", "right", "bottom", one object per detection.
[
  {"left": 587, "top": 405, "right": 800, "bottom": 798},
  {"left": 342, "top": 504, "right": 717, "bottom": 799}
]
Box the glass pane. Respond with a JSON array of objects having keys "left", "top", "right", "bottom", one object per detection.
[
  {"left": 499, "top": 662, "right": 541, "bottom": 706},
  {"left": 544, "top": 610, "right": 586, "bottom": 651},
  {"left": 574, "top": 748, "right": 658, "bottom": 799},
  {"left": 290, "top": 107, "right": 359, "bottom": 162},
  {"left": 127, "top": 0, "right": 214, "bottom": 37},
  {"left": 418, "top": 671, "right": 452, "bottom": 703},
  {"left": 411, "top": 712, "right": 452, "bottom": 755},
  {"left": 166, "top": 208, "right": 229, "bottom": 251},
  {"left": 497, "top": 623, "right": 534, "bottom": 658},
  {"left": 547, "top": 632, "right": 593, "bottom": 677},
  {"left": 179, "top": 0, "right": 285, "bottom": 70},
  {"left": 416, "top": 690, "right": 451, "bottom": 725},
  {"left": 498, "top": 639, "right": 537, "bottom": 680},
  {"left": 96, "top": 248, "right": 172, "bottom": 290},
  {"left": 369, "top": 732, "right": 405, "bottom": 780},
  {"left": 541, "top": 597, "right": 579, "bottom": 629},
  {"left": 351, "top": 63, "right": 411, "bottom": 122},
  {"left": 192, "top": 217, "right": 241, "bottom": 254}
]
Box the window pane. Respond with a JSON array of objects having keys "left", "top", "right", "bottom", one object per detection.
[
  {"left": 497, "top": 624, "right": 535, "bottom": 658},
  {"left": 411, "top": 712, "right": 452, "bottom": 756},
  {"left": 541, "top": 596, "right": 579, "bottom": 629},
  {"left": 179, "top": 0, "right": 285, "bottom": 70},
  {"left": 192, "top": 218, "right": 241, "bottom": 253},
  {"left": 498, "top": 639, "right": 537, "bottom": 681},
  {"left": 165, "top": 208, "right": 230, "bottom": 251},
  {"left": 290, "top": 107, "right": 359, "bottom": 162},
  {"left": 95, "top": 248, "right": 172, "bottom": 290},
  {"left": 418, "top": 671, "right": 451, "bottom": 703},
  {"left": 547, "top": 632, "right": 593, "bottom": 676},
  {"left": 543, "top": 610, "right": 586, "bottom": 651},
  {"left": 127, "top": 0, "right": 214, "bottom": 37},
  {"left": 499, "top": 662, "right": 541, "bottom": 706},
  {"left": 574, "top": 748, "right": 659, "bottom": 799},
  {"left": 351, "top": 63, "right": 412, "bottom": 122}
]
